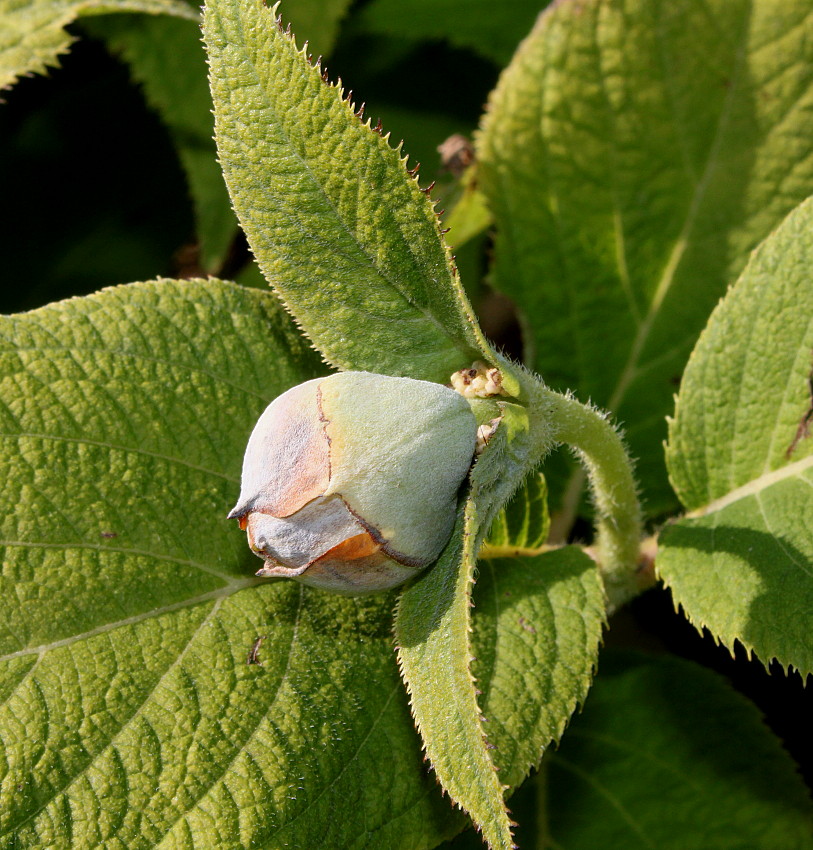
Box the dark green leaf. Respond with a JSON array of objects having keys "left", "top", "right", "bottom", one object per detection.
[{"left": 545, "top": 653, "right": 813, "bottom": 849}]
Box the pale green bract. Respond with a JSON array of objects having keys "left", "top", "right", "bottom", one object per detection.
[
  {"left": 395, "top": 400, "right": 603, "bottom": 850},
  {"left": 659, "top": 196, "right": 813, "bottom": 675},
  {"left": 478, "top": 0, "right": 813, "bottom": 513},
  {"left": 0, "top": 0, "right": 197, "bottom": 90},
  {"left": 204, "top": 0, "right": 495, "bottom": 384}
]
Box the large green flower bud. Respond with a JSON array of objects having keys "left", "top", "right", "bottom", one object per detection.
[{"left": 229, "top": 371, "right": 477, "bottom": 594}]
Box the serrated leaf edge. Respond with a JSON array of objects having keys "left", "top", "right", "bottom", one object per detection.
[
  {"left": 394, "top": 497, "right": 517, "bottom": 850},
  {"left": 206, "top": 0, "right": 496, "bottom": 374}
]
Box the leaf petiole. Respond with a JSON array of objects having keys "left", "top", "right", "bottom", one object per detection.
[{"left": 520, "top": 376, "right": 646, "bottom": 611}]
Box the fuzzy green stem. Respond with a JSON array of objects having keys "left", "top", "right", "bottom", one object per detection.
[{"left": 525, "top": 382, "right": 644, "bottom": 610}]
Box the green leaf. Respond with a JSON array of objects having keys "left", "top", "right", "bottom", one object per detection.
[
  {"left": 483, "top": 471, "right": 549, "bottom": 556},
  {"left": 0, "top": 0, "right": 197, "bottom": 91},
  {"left": 204, "top": 0, "right": 494, "bottom": 383},
  {"left": 88, "top": 15, "right": 237, "bottom": 272},
  {"left": 357, "top": 0, "right": 546, "bottom": 66},
  {"left": 444, "top": 168, "right": 493, "bottom": 250},
  {"left": 473, "top": 549, "right": 604, "bottom": 791},
  {"left": 0, "top": 280, "right": 471, "bottom": 849},
  {"left": 659, "top": 196, "right": 813, "bottom": 674},
  {"left": 395, "top": 401, "right": 552, "bottom": 849},
  {"left": 543, "top": 652, "right": 813, "bottom": 849},
  {"left": 477, "top": 0, "right": 813, "bottom": 513}
]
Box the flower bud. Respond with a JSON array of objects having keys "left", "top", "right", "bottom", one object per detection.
[{"left": 229, "top": 371, "right": 477, "bottom": 594}]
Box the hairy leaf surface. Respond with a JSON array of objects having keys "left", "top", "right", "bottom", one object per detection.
[
  {"left": 478, "top": 0, "right": 813, "bottom": 512},
  {"left": 544, "top": 653, "right": 813, "bottom": 848},
  {"left": 205, "top": 0, "right": 493, "bottom": 383},
  {"left": 0, "top": 280, "right": 468, "bottom": 849},
  {"left": 659, "top": 196, "right": 813, "bottom": 674},
  {"left": 0, "top": 0, "right": 196, "bottom": 90},
  {"left": 395, "top": 398, "right": 602, "bottom": 849},
  {"left": 473, "top": 550, "right": 603, "bottom": 791}
]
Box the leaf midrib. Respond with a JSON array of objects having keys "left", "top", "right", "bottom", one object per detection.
[
  {"left": 0, "top": 582, "right": 256, "bottom": 664},
  {"left": 547, "top": 752, "right": 658, "bottom": 849},
  {"left": 0, "top": 431, "right": 238, "bottom": 482},
  {"left": 606, "top": 39, "right": 745, "bottom": 414},
  {"left": 687, "top": 453, "right": 813, "bottom": 516}
]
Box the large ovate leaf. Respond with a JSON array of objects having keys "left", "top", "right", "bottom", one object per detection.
[
  {"left": 0, "top": 0, "right": 197, "bottom": 91},
  {"left": 543, "top": 652, "right": 813, "bottom": 849},
  {"left": 204, "top": 0, "right": 494, "bottom": 383},
  {"left": 0, "top": 280, "right": 473, "bottom": 849},
  {"left": 357, "top": 0, "right": 547, "bottom": 66},
  {"left": 478, "top": 0, "right": 813, "bottom": 513},
  {"left": 659, "top": 196, "right": 813, "bottom": 675}
]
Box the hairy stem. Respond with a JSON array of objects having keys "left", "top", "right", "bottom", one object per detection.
[{"left": 524, "top": 380, "right": 644, "bottom": 610}]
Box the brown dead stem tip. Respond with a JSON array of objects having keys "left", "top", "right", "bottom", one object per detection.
[{"left": 355, "top": 103, "right": 365, "bottom": 118}]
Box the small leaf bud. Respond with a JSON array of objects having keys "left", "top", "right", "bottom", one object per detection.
[
  {"left": 450, "top": 361, "right": 510, "bottom": 398},
  {"left": 229, "top": 371, "right": 478, "bottom": 594}
]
